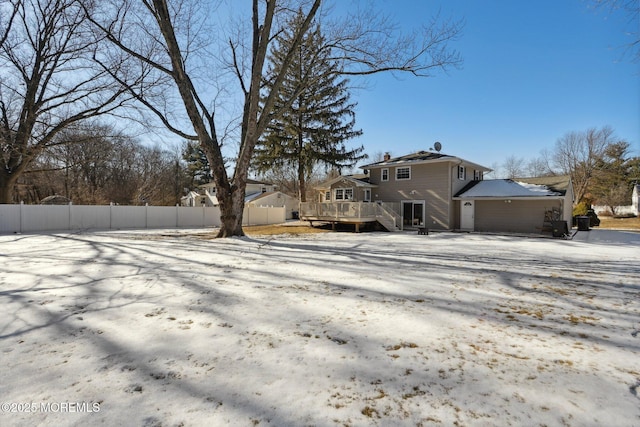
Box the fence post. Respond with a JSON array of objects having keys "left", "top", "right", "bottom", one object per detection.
[
  {"left": 109, "top": 202, "right": 113, "bottom": 230},
  {"left": 19, "top": 201, "right": 23, "bottom": 233},
  {"left": 176, "top": 204, "right": 179, "bottom": 228},
  {"left": 145, "top": 203, "right": 148, "bottom": 229},
  {"left": 69, "top": 201, "right": 73, "bottom": 231}
]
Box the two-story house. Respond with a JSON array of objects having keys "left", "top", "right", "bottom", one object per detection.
[{"left": 301, "top": 150, "right": 573, "bottom": 235}]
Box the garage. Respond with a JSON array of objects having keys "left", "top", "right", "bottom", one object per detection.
[{"left": 454, "top": 176, "right": 574, "bottom": 235}]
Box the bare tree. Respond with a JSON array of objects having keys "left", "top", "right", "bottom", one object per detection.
[
  {"left": 28, "top": 124, "right": 185, "bottom": 205},
  {"left": 551, "top": 126, "right": 620, "bottom": 203},
  {"left": 0, "top": 0, "right": 130, "bottom": 203},
  {"left": 591, "top": 0, "right": 640, "bottom": 62},
  {"left": 502, "top": 155, "right": 526, "bottom": 179},
  {"left": 90, "top": 0, "right": 463, "bottom": 237}
]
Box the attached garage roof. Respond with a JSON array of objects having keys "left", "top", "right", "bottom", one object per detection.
[{"left": 454, "top": 179, "right": 565, "bottom": 199}]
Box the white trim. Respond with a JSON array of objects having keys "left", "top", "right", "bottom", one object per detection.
[
  {"left": 457, "top": 165, "right": 466, "bottom": 180},
  {"left": 395, "top": 166, "right": 411, "bottom": 181},
  {"left": 381, "top": 168, "right": 389, "bottom": 182},
  {"left": 334, "top": 187, "right": 354, "bottom": 201}
]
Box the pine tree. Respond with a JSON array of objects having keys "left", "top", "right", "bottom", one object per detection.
[
  {"left": 591, "top": 141, "right": 636, "bottom": 214},
  {"left": 254, "top": 11, "right": 366, "bottom": 202},
  {"left": 182, "top": 141, "right": 212, "bottom": 187}
]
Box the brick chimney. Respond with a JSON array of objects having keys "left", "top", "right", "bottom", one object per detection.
[{"left": 383, "top": 152, "right": 391, "bottom": 161}]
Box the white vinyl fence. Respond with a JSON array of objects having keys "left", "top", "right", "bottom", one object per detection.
[{"left": 0, "top": 203, "right": 286, "bottom": 234}]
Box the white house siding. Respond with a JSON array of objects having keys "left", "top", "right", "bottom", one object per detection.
[{"left": 474, "top": 199, "right": 563, "bottom": 234}]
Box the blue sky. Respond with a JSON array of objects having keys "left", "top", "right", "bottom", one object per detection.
[{"left": 345, "top": 0, "right": 639, "bottom": 171}]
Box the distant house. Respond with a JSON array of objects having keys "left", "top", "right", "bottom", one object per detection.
[
  {"left": 181, "top": 179, "right": 299, "bottom": 219},
  {"left": 246, "top": 191, "right": 299, "bottom": 220},
  {"left": 181, "top": 179, "right": 278, "bottom": 207},
  {"left": 301, "top": 150, "right": 574, "bottom": 235}
]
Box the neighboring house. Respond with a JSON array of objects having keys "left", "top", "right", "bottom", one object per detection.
[
  {"left": 246, "top": 191, "right": 299, "bottom": 220},
  {"left": 301, "top": 149, "right": 574, "bottom": 235},
  {"left": 181, "top": 179, "right": 278, "bottom": 207}
]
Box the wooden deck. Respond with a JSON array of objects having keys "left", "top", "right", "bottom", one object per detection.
[{"left": 299, "top": 202, "right": 402, "bottom": 232}]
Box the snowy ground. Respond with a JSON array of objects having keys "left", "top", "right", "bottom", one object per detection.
[{"left": 0, "top": 228, "right": 639, "bottom": 427}]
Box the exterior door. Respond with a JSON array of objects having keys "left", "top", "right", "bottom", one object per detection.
[
  {"left": 461, "top": 200, "right": 474, "bottom": 231},
  {"left": 402, "top": 201, "right": 425, "bottom": 227}
]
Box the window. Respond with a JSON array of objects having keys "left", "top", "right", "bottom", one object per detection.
[
  {"left": 474, "top": 170, "right": 482, "bottom": 181},
  {"left": 381, "top": 168, "right": 389, "bottom": 182},
  {"left": 344, "top": 188, "right": 353, "bottom": 200},
  {"left": 457, "top": 165, "right": 466, "bottom": 180},
  {"left": 325, "top": 191, "right": 331, "bottom": 201},
  {"left": 334, "top": 188, "right": 353, "bottom": 200},
  {"left": 396, "top": 167, "right": 411, "bottom": 180}
]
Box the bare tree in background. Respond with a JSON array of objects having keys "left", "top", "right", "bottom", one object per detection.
[
  {"left": 525, "top": 155, "right": 553, "bottom": 178},
  {"left": 551, "top": 126, "right": 620, "bottom": 203},
  {"left": 90, "top": 0, "right": 463, "bottom": 237},
  {"left": 0, "top": 0, "right": 130, "bottom": 203},
  {"left": 591, "top": 0, "right": 640, "bottom": 62},
  {"left": 502, "top": 155, "right": 526, "bottom": 179},
  {"left": 27, "top": 125, "right": 185, "bottom": 205}
]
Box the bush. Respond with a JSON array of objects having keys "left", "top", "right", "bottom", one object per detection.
[{"left": 572, "top": 202, "right": 589, "bottom": 217}]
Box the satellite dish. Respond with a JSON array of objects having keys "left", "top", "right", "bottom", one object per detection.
[{"left": 434, "top": 142, "right": 442, "bottom": 152}]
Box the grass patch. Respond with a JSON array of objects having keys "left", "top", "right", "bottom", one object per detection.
[
  {"left": 243, "top": 223, "right": 331, "bottom": 236},
  {"left": 598, "top": 216, "right": 640, "bottom": 230}
]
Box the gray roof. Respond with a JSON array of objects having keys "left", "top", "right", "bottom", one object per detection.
[{"left": 362, "top": 150, "right": 491, "bottom": 171}]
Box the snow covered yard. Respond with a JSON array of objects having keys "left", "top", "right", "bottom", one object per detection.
[{"left": 0, "top": 228, "right": 639, "bottom": 427}]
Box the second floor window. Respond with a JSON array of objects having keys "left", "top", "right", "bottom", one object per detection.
[
  {"left": 381, "top": 168, "right": 389, "bottom": 181},
  {"left": 458, "top": 165, "right": 466, "bottom": 180},
  {"left": 396, "top": 167, "right": 411, "bottom": 180},
  {"left": 474, "top": 170, "right": 482, "bottom": 180}
]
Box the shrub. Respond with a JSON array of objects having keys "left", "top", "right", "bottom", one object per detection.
[{"left": 572, "top": 202, "right": 589, "bottom": 217}]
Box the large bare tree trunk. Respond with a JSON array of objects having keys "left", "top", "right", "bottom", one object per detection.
[{"left": 0, "top": 173, "right": 18, "bottom": 204}]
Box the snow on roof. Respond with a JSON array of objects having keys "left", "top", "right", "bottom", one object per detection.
[{"left": 455, "top": 179, "right": 562, "bottom": 198}]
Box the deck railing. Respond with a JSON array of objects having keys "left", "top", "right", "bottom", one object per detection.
[{"left": 299, "top": 202, "right": 402, "bottom": 230}]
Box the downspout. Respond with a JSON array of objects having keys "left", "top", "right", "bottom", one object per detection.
[{"left": 450, "top": 159, "right": 463, "bottom": 230}]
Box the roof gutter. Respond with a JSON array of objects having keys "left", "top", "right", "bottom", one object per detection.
[{"left": 452, "top": 196, "right": 565, "bottom": 201}]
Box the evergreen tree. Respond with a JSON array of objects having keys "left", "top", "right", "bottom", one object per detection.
[
  {"left": 590, "top": 141, "right": 635, "bottom": 214},
  {"left": 254, "top": 11, "right": 366, "bottom": 202},
  {"left": 182, "top": 142, "right": 212, "bottom": 187}
]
